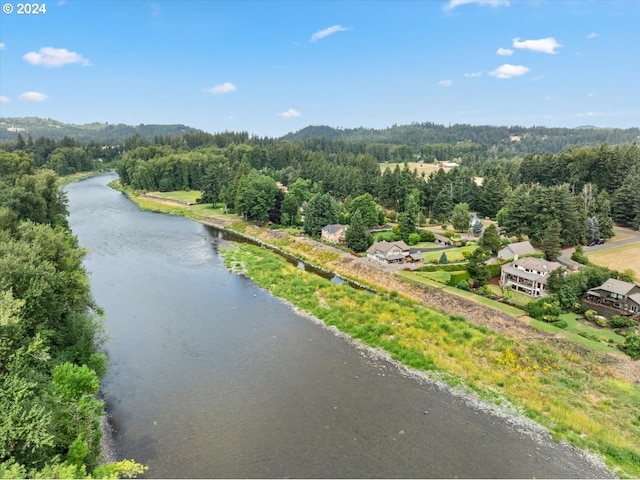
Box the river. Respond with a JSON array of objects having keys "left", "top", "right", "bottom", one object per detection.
[{"left": 65, "top": 173, "right": 611, "bottom": 479}]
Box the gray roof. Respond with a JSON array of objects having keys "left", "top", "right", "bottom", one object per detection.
[
  {"left": 629, "top": 293, "right": 640, "bottom": 306},
  {"left": 505, "top": 241, "right": 536, "bottom": 256},
  {"left": 366, "top": 240, "right": 410, "bottom": 254},
  {"left": 595, "top": 278, "right": 637, "bottom": 296},
  {"left": 322, "top": 224, "right": 346, "bottom": 235},
  {"left": 511, "top": 257, "right": 562, "bottom": 274},
  {"left": 502, "top": 266, "right": 547, "bottom": 283}
]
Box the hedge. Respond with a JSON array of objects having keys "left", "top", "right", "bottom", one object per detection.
[
  {"left": 449, "top": 271, "right": 471, "bottom": 286},
  {"left": 417, "top": 263, "right": 468, "bottom": 272}
]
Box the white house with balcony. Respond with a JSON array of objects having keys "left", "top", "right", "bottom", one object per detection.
[{"left": 500, "top": 257, "right": 563, "bottom": 297}]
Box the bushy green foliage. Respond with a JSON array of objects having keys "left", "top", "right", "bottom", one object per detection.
[
  {"left": 0, "top": 153, "right": 145, "bottom": 477},
  {"left": 448, "top": 271, "right": 470, "bottom": 286},
  {"left": 527, "top": 295, "right": 561, "bottom": 322},
  {"left": 418, "top": 229, "right": 435, "bottom": 242},
  {"left": 407, "top": 233, "right": 421, "bottom": 246},
  {"left": 571, "top": 245, "right": 589, "bottom": 265},
  {"left": 609, "top": 315, "right": 636, "bottom": 329},
  {"left": 620, "top": 333, "right": 640, "bottom": 359}
]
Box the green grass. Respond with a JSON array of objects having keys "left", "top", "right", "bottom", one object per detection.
[
  {"left": 486, "top": 284, "right": 533, "bottom": 308},
  {"left": 529, "top": 319, "right": 623, "bottom": 354},
  {"left": 559, "top": 313, "right": 626, "bottom": 345},
  {"left": 221, "top": 243, "right": 640, "bottom": 478},
  {"left": 420, "top": 246, "right": 477, "bottom": 263},
  {"left": 153, "top": 190, "right": 202, "bottom": 203}
]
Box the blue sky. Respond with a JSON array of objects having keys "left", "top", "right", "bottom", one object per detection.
[{"left": 1, "top": 0, "right": 639, "bottom": 137}]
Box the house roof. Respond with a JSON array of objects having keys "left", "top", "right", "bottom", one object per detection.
[
  {"left": 510, "top": 257, "right": 563, "bottom": 274},
  {"left": 593, "top": 278, "right": 637, "bottom": 296},
  {"left": 502, "top": 265, "right": 547, "bottom": 283},
  {"left": 366, "top": 240, "right": 410, "bottom": 254},
  {"left": 322, "top": 224, "right": 346, "bottom": 235},
  {"left": 629, "top": 293, "right": 640, "bottom": 306},
  {"left": 433, "top": 233, "right": 451, "bottom": 243},
  {"left": 505, "top": 241, "right": 536, "bottom": 256}
]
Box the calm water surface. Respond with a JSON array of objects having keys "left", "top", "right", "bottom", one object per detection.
[{"left": 65, "top": 173, "right": 611, "bottom": 479}]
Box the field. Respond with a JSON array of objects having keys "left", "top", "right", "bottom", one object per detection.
[
  {"left": 380, "top": 161, "right": 451, "bottom": 176},
  {"left": 586, "top": 240, "right": 640, "bottom": 281}
]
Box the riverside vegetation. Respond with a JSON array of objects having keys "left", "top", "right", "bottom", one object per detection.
[
  {"left": 113, "top": 181, "right": 640, "bottom": 478},
  {"left": 0, "top": 152, "right": 146, "bottom": 477}
]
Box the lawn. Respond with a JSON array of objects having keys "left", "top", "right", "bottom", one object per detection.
[
  {"left": 558, "top": 313, "right": 626, "bottom": 345},
  {"left": 421, "top": 245, "right": 477, "bottom": 263},
  {"left": 486, "top": 284, "right": 532, "bottom": 308},
  {"left": 152, "top": 190, "right": 202, "bottom": 203},
  {"left": 586, "top": 240, "right": 640, "bottom": 281}
]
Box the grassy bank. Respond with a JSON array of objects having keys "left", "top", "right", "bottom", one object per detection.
[
  {"left": 222, "top": 243, "right": 640, "bottom": 478},
  {"left": 112, "top": 183, "right": 640, "bottom": 476}
]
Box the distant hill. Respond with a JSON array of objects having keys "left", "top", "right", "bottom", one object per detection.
[
  {"left": 0, "top": 117, "right": 202, "bottom": 144},
  {"left": 282, "top": 123, "right": 640, "bottom": 154}
]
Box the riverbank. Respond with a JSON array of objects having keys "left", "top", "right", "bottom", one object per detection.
[{"left": 111, "top": 180, "right": 640, "bottom": 478}]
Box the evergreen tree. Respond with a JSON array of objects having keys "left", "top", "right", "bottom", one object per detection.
[
  {"left": 467, "top": 248, "right": 490, "bottom": 286},
  {"left": 399, "top": 193, "right": 419, "bottom": 241},
  {"left": 472, "top": 219, "right": 483, "bottom": 237},
  {"left": 451, "top": 202, "right": 471, "bottom": 232},
  {"left": 439, "top": 252, "right": 448, "bottom": 264},
  {"left": 612, "top": 171, "right": 640, "bottom": 228},
  {"left": 345, "top": 209, "right": 373, "bottom": 252},
  {"left": 304, "top": 192, "right": 338, "bottom": 236},
  {"left": 542, "top": 219, "right": 562, "bottom": 262},
  {"left": 430, "top": 189, "right": 453, "bottom": 223},
  {"left": 480, "top": 223, "right": 502, "bottom": 255}
]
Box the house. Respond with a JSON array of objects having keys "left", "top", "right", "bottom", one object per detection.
[
  {"left": 585, "top": 278, "right": 640, "bottom": 314},
  {"left": 433, "top": 233, "right": 454, "bottom": 246},
  {"left": 321, "top": 224, "right": 346, "bottom": 243},
  {"left": 500, "top": 257, "right": 563, "bottom": 297},
  {"left": 497, "top": 241, "right": 536, "bottom": 261},
  {"left": 366, "top": 240, "right": 411, "bottom": 264}
]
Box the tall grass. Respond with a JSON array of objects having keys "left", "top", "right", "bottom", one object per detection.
[{"left": 221, "top": 243, "right": 640, "bottom": 478}]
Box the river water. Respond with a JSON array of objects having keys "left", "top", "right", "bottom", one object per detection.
[{"left": 65, "top": 173, "right": 611, "bottom": 479}]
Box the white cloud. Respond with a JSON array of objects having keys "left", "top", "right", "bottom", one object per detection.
[
  {"left": 443, "top": 0, "right": 509, "bottom": 11},
  {"left": 576, "top": 112, "right": 606, "bottom": 118},
  {"left": 310, "top": 25, "right": 349, "bottom": 42},
  {"left": 512, "top": 37, "right": 561, "bottom": 54},
  {"left": 587, "top": 32, "right": 600, "bottom": 39},
  {"left": 18, "top": 91, "right": 49, "bottom": 101},
  {"left": 0, "top": 96, "right": 10, "bottom": 103},
  {"left": 489, "top": 64, "right": 530, "bottom": 79},
  {"left": 0, "top": 43, "right": 5, "bottom": 50},
  {"left": 464, "top": 71, "right": 482, "bottom": 77},
  {"left": 279, "top": 108, "right": 301, "bottom": 118},
  {"left": 438, "top": 79, "right": 453, "bottom": 87},
  {"left": 206, "top": 82, "right": 237, "bottom": 94},
  {"left": 497, "top": 47, "right": 513, "bottom": 56},
  {"left": 23, "top": 47, "right": 91, "bottom": 67},
  {"left": 587, "top": 93, "right": 594, "bottom": 97}
]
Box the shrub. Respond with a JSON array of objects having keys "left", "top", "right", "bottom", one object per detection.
[
  {"left": 620, "top": 333, "right": 640, "bottom": 359},
  {"left": 595, "top": 316, "right": 609, "bottom": 328},
  {"left": 407, "top": 233, "right": 421, "bottom": 246},
  {"left": 449, "top": 271, "right": 470, "bottom": 286},
  {"left": 552, "top": 319, "right": 568, "bottom": 329},
  {"left": 456, "top": 280, "right": 471, "bottom": 291},
  {"left": 571, "top": 246, "right": 590, "bottom": 265},
  {"left": 419, "top": 230, "right": 435, "bottom": 242},
  {"left": 584, "top": 310, "right": 598, "bottom": 322},
  {"left": 609, "top": 315, "right": 636, "bottom": 328},
  {"left": 527, "top": 295, "right": 561, "bottom": 322}
]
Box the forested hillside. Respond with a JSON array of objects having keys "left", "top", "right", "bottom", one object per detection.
[
  {"left": 0, "top": 117, "right": 201, "bottom": 144},
  {"left": 0, "top": 151, "right": 145, "bottom": 477},
  {"left": 283, "top": 123, "right": 640, "bottom": 155}
]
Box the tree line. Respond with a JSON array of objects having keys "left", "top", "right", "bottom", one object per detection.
[{"left": 0, "top": 150, "right": 145, "bottom": 477}]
